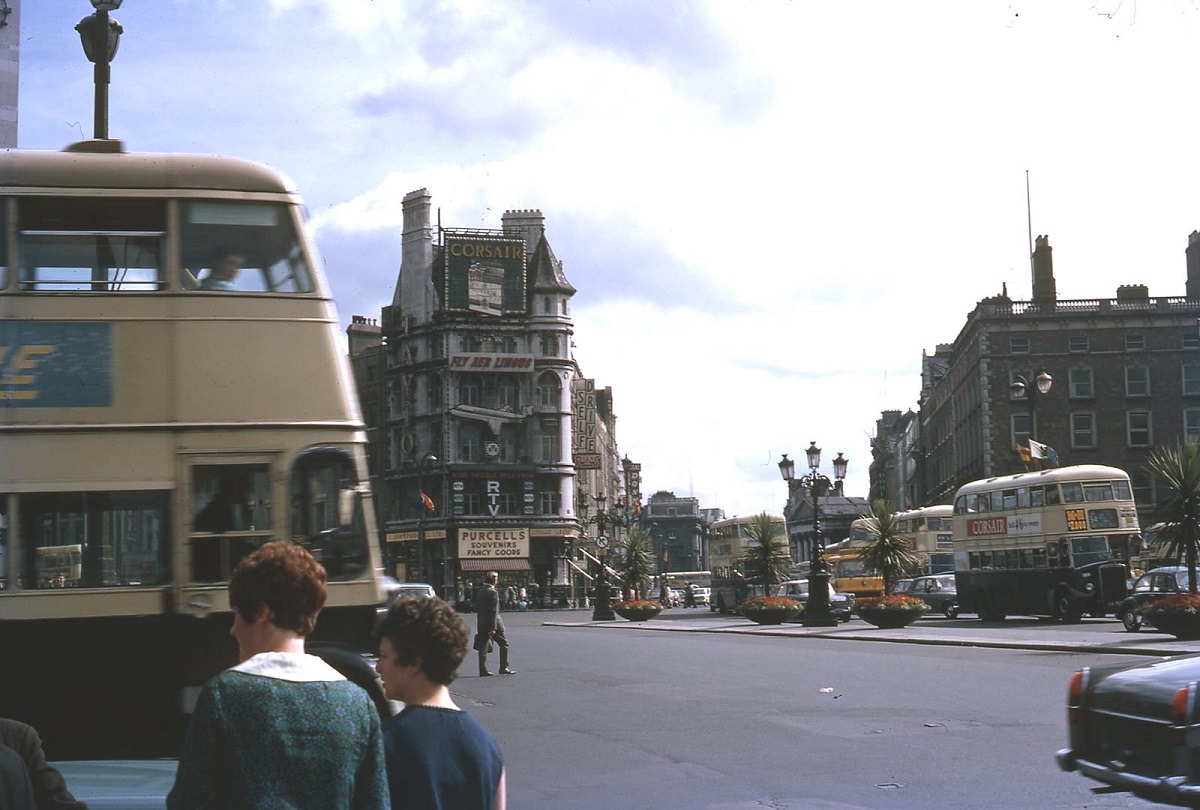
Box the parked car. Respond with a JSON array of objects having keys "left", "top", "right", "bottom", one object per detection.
[
  {"left": 691, "top": 586, "right": 711, "bottom": 606},
  {"left": 1118, "top": 565, "right": 1193, "bottom": 632},
  {"left": 908, "top": 574, "right": 959, "bottom": 619},
  {"left": 776, "top": 579, "right": 855, "bottom": 622},
  {"left": 1057, "top": 652, "right": 1200, "bottom": 806},
  {"left": 380, "top": 577, "right": 437, "bottom": 606}
]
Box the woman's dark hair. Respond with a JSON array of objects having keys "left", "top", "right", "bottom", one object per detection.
[
  {"left": 374, "top": 597, "right": 468, "bottom": 685},
  {"left": 229, "top": 540, "right": 327, "bottom": 636}
]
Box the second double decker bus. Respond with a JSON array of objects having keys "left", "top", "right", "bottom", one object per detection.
[
  {"left": 952, "top": 465, "right": 1136, "bottom": 622},
  {"left": 894, "top": 504, "right": 955, "bottom": 575}
]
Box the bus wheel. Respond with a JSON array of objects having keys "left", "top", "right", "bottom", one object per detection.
[
  {"left": 1057, "top": 592, "right": 1083, "bottom": 624},
  {"left": 1121, "top": 605, "right": 1143, "bottom": 632}
]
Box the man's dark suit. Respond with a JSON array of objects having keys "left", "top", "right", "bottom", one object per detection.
[{"left": 474, "top": 576, "right": 512, "bottom": 676}]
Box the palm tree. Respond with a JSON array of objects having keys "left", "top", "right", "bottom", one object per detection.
[
  {"left": 1144, "top": 439, "right": 1200, "bottom": 593},
  {"left": 741, "top": 512, "right": 792, "bottom": 595},
  {"left": 858, "top": 499, "right": 921, "bottom": 593},
  {"left": 616, "top": 525, "right": 656, "bottom": 600}
]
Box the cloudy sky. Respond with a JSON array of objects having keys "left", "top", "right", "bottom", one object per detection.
[{"left": 16, "top": 0, "right": 1200, "bottom": 518}]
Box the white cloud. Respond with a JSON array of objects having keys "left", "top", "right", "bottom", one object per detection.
[{"left": 18, "top": 0, "right": 1200, "bottom": 518}]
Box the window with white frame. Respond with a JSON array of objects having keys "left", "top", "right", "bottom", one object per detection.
[
  {"left": 1184, "top": 364, "right": 1200, "bottom": 396},
  {"left": 538, "top": 490, "right": 562, "bottom": 515},
  {"left": 1069, "top": 367, "right": 1094, "bottom": 399},
  {"left": 1125, "top": 335, "right": 1145, "bottom": 351},
  {"left": 1009, "top": 337, "right": 1030, "bottom": 354},
  {"left": 537, "top": 371, "right": 560, "bottom": 408},
  {"left": 1186, "top": 409, "right": 1200, "bottom": 441},
  {"left": 1068, "top": 336, "right": 1090, "bottom": 352},
  {"left": 1127, "top": 411, "right": 1152, "bottom": 447},
  {"left": 1125, "top": 367, "right": 1150, "bottom": 397},
  {"left": 1071, "top": 412, "right": 1096, "bottom": 448},
  {"left": 1011, "top": 412, "right": 1033, "bottom": 449}
]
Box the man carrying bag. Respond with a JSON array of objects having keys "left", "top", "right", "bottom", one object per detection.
[{"left": 474, "top": 571, "right": 514, "bottom": 676}]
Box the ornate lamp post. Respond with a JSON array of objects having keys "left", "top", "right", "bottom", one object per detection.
[
  {"left": 76, "top": 1, "right": 124, "bottom": 140},
  {"left": 779, "top": 442, "right": 848, "bottom": 627},
  {"left": 592, "top": 493, "right": 615, "bottom": 621},
  {"left": 1010, "top": 369, "right": 1053, "bottom": 449},
  {"left": 414, "top": 451, "right": 438, "bottom": 583}
]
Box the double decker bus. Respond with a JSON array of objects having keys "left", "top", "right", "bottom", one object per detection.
[
  {"left": 894, "top": 504, "right": 955, "bottom": 575},
  {"left": 0, "top": 140, "right": 384, "bottom": 758},
  {"left": 952, "top": 465, "right": 1136, "bottom": 622},
  {"left": 707, "top": 514, "right": 787, "bottom": 613}
]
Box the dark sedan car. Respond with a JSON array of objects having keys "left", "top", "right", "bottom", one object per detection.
[
  {"left": 1119, "top": 566, "right": 1192, "bottom": 632},
  {"left": 909, "top": 574, "right": 959, "bottom": 619},
  {"left": 1057, "top": 652, "right": 1200, "bottom": 807}
]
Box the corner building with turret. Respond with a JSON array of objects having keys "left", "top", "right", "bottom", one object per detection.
[{"left": 354, "top": 189, "right": 592, "bottom": 605}]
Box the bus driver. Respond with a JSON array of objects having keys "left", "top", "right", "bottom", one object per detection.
[{"left": 199, "top": 250, "right": 244, "bottom": 291}]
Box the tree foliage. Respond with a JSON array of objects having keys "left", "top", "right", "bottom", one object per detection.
[
  {"left": 617, "top": 524, "right": 656, "bottom": 600},
  {"left": 858, "top": 499, "right": 922, "bottom": 593},
  {"left": 740, "top": 512, "right": 792, "bottom": 593},
  {"left": 1145, "top": 439, "right": 1200, "bottom": 594}
]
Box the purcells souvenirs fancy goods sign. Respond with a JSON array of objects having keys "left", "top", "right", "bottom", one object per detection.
[{"left": 459, "top": 527, "right": 529, "bottom": 558}]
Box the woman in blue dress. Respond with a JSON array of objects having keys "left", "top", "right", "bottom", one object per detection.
[{"left": 375, "top": 596, "right": 506, "bottom": 809}]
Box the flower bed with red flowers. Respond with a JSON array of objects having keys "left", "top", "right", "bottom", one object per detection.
[
  {"left": 613, "top": 600, "right": 661, "bottom": 610},
  {"left": 854, "top": 594, "right": 928, "bottom": 612},
  {"left": 740, "top": 596, "right": 801, "bottom": 612}
]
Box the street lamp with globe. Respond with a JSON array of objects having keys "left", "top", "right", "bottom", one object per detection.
[{"left": 779, "top": 443, "right": 848, "bottom": 627}]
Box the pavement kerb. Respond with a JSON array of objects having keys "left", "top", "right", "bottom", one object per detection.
[{"left": 540, "top": 617, "right": 1200, "bottom": 658}]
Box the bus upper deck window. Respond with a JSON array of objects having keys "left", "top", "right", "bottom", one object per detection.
[
  {"left": 182, "top": 202, "right": 314, "bottom": 294},
  {"left": 1062, "top": 483, "right": 1084, "bottom": 503},
  {"left": 1085, "top": 484, "right": 1115, "bottom": 502},
  {"left": 16, "top": 198, "right": 166, "bottom": 292}
]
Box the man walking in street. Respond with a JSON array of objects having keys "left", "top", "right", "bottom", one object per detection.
[{"left": 475, "top": 571, "right": 514, "bottom": 677}]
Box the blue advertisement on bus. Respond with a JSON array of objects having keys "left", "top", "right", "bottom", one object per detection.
[{"left": 0, "top": 322, "right": 112, "bottom": 407}]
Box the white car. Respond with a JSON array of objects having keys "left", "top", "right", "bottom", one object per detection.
[
  {"left": 691, "top": 587, "right": 711, "bottom": 606},
  {"left": 380, "top": 577, "right": 437, "bottom": 606}
]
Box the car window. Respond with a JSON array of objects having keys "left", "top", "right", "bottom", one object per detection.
[{"left": 1132, "top": 575, "right": 1153, "bottom": 593}]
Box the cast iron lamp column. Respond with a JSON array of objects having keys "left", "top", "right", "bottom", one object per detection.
[
  {"left": 779, "top": 442, "right": 848, "bottom": 627},
  {"left": 1010, "top": 370, "right": 1053, "bottom": 448},
  {"left": 592, "top": 493, "right": 615, "bottom": 621},
  {"left": 76, "top": 1, "right": 123, "bottom": 140}
]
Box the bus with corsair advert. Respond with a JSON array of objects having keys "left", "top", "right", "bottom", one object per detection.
[
  {"left": 952, "top": 465, "right": 1135, "bottom": 622},
  {"left": 0, "top": 140, "right": 385, "bottom": 759}
]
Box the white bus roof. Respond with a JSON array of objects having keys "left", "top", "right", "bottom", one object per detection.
[{"left": 0, "top": 141, "right": 298, "bottom": 195}]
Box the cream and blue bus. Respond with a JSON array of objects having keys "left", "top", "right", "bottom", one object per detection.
[
  {"left": 952, "top": 465, "right": 1135, "bottom": 622},
  {"left": 0, "top": 140, "right": 384, "bottom": 758}
]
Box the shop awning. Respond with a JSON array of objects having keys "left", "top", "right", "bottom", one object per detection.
[{"left": 460, "top": 558, "right": 531, "bottom": 572}]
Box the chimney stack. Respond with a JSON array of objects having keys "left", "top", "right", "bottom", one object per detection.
[
  {"left": 1031, "top": 234, "right": 1057, "bottom": 308},
  {"left": 1186, "top": 231, "right": 1200, "bottom": 300}
]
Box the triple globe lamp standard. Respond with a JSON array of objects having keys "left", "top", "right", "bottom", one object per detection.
[{"left": 779, "top": 443, "right": 848, "bottom": 627}]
